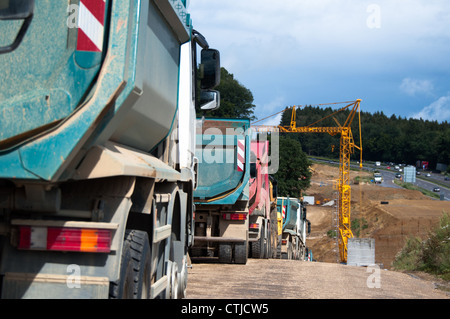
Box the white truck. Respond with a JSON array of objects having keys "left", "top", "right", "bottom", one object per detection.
[{"left": 373, "top": 172, "right": 383, "bottom": 184}]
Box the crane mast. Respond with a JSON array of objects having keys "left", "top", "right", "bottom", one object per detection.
[{"left": 252, "top": 100, "right": 362, "bottom": 263}]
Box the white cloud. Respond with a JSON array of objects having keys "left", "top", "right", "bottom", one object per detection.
[
  {"left": 259, "top": 113, "right": 283, "bottom": 127},
  {"left": 400, "top": 78, "right": 434, "bottom": 96},
  {"left": 411, "top": 95, "right": 450, "bottom": 122},
  {"left": 189, "top": 1, "right": 450, "bottom": 119}
]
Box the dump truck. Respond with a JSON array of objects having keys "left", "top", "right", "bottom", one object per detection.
[
  {"left": 248, "top": 140, "right": 271, "bottom": 259},
  {"left": 276, "top": 197, "right": 310, "bottom": 260},
  {"left": 191, "top": 118, "right": 251, "bottom": 264},
  {"left": 268, "top": 176, "right": 280, "bottom": 259},
  {"left": 0, "top": 0, "right": 220, "bottom": 299}
]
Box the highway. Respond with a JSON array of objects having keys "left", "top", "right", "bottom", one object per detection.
[
  {"left": 310, "top": 158, "right": 450, "bottom": 200},
  {"left": 375, "top": 167, "right": 449, "bottom": 200}
]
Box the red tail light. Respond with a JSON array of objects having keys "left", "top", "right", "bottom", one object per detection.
[
  {"left": 222, "top": 213, "right": 247, "bottom": 221},
  {"left": 18, "top": 226, "right": 111, "bottom": 253}
]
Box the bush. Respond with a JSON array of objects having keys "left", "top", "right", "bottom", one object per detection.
[
  {"left": 393, "top": 213, "right": 450, "bottom": 280},
  {"left": 421, "top": 213, "right": 450, "bottom": 278},
  {"left": 327, "top": 229, "right": 337, "bottom": 238},
  {"left": 351, "top": 218, "right": 368, "bottom": 238},
  {"left": 392, "top": 236, "right": 423, "bottom": 271}
]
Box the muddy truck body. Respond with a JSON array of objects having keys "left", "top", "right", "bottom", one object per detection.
[
  {"left": 191, "top": 118, "right": 251, "bottom": 264},
  {"left": 247, "top": 140, "right": 273, "bottom": 259},
  {"left": 0, "top": 0, "right": 220, "bottom": 299},
  {"left": 276, "top": 197, "right": 310, "bottom": 260}
]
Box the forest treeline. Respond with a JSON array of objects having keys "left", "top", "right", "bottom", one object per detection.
[{"left": 279, "top": 105, "right": 450, "bottom": 171}]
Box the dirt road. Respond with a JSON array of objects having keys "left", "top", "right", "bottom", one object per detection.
[{"left": 186, "top": 259, "right": 448, "bottom": 299}]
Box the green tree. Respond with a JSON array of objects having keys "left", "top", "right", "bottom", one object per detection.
[
  {"left": 196, "top": 68, "right": 256, "bottom": 120},
  {"left": 273, "top": 136, "right": 311, "bottom": 197}
]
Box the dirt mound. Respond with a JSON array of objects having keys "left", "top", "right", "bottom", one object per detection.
[{"left": 305, "top": 163, "right": 450, "bottom": 268}]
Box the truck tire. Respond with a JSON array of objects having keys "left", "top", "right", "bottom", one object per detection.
[
  {"left": 218, "top": 244, "right": 232, "bottom": 263},
  {"left": 110, "top": 230, "right": 151, "bottom": 299},
  {"left": 234, "top": 241, "right": 248, "bottom": 264},
  {"left": 251, "top": 238, "right": 262, "bottom": 258},
  {"left": 169, "top": 262, "right": 179, "bottom": 299},
  {"left": 276, "top": 238, "right": 282, "bottom": 259},
  {"left": 287, "top": 237, "right": 293, "bottom": 260}
]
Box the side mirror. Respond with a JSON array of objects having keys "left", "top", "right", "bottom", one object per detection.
[
  {"left": 0, "top": 0, "right": 35, "bottom": 54},
  {"left": 200, "top": 90, "right": 220, "bottom": 111},
  {"left": 200, "top": 49, "right": 220, "bottom": 89}
]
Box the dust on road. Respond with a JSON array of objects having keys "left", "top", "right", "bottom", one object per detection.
[{"left": 186, "top": 259, "right": 448, "bottom": 299}]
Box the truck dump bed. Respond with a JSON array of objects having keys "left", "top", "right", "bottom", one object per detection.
[
  {"left": 194, "top": 118, "right": 250, "bottom": 204},
  {"left": 277, "top": 197, "right": 300, "bottom": 232},
  {"left": 0, "top": 0, "right": 189, "bottom": 182}
]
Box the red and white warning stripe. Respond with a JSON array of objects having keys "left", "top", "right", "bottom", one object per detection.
[
  {"left": 237, "top": 139, "right": 245, "bottom": 172},
  {"left": 77, "top": 0, "right": 106, "bottom": 52},
  {"left": 282, "top": 205, "right": 286, "bottom": 219}
]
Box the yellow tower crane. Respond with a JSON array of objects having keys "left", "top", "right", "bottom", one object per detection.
[{"left": 252, "top": 100, "right": 363, "bottom": 263}]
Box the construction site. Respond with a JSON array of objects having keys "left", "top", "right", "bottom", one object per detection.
[
  {"left": 306, "top": 163, "right": 449, "bottom": 269},
  {"left": 186, "top": 162, "right": 450, "bottom": 299}
]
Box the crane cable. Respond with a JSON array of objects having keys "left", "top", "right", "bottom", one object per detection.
[{"left": 251, "top": 100, "right": 357, "bottom": 125}]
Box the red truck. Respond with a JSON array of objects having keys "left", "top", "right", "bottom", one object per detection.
[{"left": 248, "top": 140, "right": 274, "bottom": 258}]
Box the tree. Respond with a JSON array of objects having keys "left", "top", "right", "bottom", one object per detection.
[
  {"left": 273, "top": 136, "right": 311, "bottom": 197},
  {"left": 196, "top": 68, "right": 256, "bottom": 120},
  {"left": 277, "top": 104, "right": 450, "bottom": 169}
]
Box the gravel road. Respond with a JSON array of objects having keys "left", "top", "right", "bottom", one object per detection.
[{"left": 186, "top": 259, "right": 448, "bottom": 299}]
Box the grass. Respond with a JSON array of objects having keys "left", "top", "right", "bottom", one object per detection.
[
  {"left": 393, "top": 180, "right": 441, "bottom": 199},
  {"left": 351, "top": 218, "right": 369, "bottom": 238},
  {"left": 354, "top": 175, "right": 372, "bottom": 184}
]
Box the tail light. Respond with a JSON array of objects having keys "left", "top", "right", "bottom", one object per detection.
[
  {"left": 249, "top": 223, "right": 259, "bottom": 230},
  {"left": 18, "top": 226, "right": 111, "bottom": 253},
  {"left": 222, "top": 213, "right": 247, "bottom": 221}
]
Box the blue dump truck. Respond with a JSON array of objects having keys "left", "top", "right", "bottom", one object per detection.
[
  {"left": 277, "top": 197, "right": 311, "bottom": 260},
  {"left": 190, "top": 118, "right": 251, "bottom": 264},
  {"left": 0, "top": 0, "right": 220, "bottom": 299}
]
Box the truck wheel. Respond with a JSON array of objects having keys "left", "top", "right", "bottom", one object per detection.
[
  {"left": 276, "top": 238, "right": 282, "bottom": 259},
  {"left": 218, "top": 244, "right": 232, "bottom": 263},
  {"left": 178, "top": 255, "right": 188, "bottom": 298},
  {"left": 234, "top": 241, "right": 248, "bottom": 264},
  {"left": 251, "top": 239, "right": 262, "bottom": 258},
  {"left": 110, "top": 230, "right": 151, "bottom": 299},
  {"left": 287, "top": 238, "right": 293, "bottom": 260},
  {"left": 169, "top": 262, "right": 179, "bottom": 299}
]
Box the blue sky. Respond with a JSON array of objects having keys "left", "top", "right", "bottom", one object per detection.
[{"left": 189, "top": 0, "right": 450, "bottom": 125}]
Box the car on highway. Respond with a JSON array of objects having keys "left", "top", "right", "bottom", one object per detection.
[
  {"left": 426, "top": 173, "right": 431, "bottom": 177},
  {"left": 395, "top": 173, "right": 402, "bottom": 178},
  {"left": 433, "top": 187, "right": 440, "bottom": 192}
]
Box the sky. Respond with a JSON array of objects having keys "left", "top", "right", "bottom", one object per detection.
[{"left": 189, "top": 0, "right": 450, "bottom": 125}]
